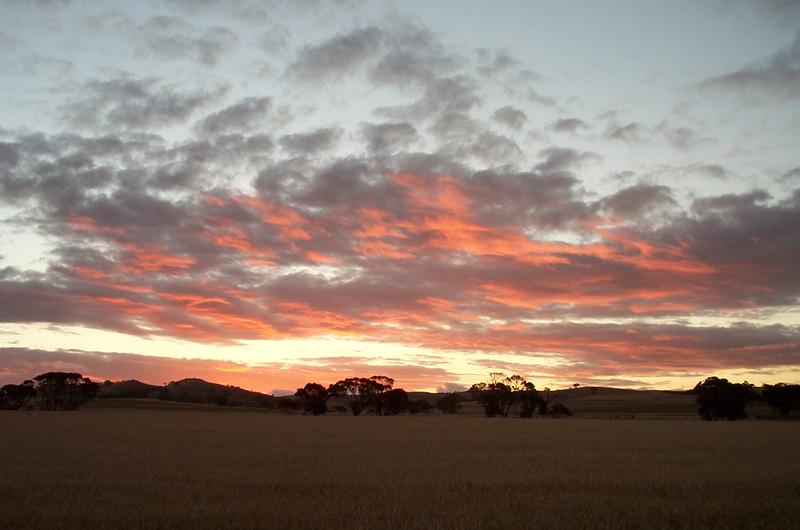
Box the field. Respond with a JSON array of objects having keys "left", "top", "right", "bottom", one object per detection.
[{"left": 1, "top": 408, "right": 799, "bottom": 529}]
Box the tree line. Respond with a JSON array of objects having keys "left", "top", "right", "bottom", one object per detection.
[
  {"left": 292, "top": 372, "right": 572, "bottom": 417},
  {"left": 694, "top": 377, "right": 800, "bottom": 420},
  {"left": 294, "top": 376, "right": 449, "bottom": 416},
  {"left": 3, "top": 371, "right": 799, "bottom": 419},
  {"left": 0, "top": 372, "right": 100, "bottom": 410}
]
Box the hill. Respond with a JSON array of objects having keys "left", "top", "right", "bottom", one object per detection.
[
  {"left": 99, "top": 379, "right": 161, "bottom": 399},
  {"left": 155, "top": 378, "right": 277, "bottom": 408}
]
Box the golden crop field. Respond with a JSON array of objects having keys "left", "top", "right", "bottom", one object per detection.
[{"left": 1, "top": 409, "right": 799, "bottom": 529}]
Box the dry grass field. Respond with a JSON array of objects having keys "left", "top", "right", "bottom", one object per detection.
[{"left": 1, "top": 408, "right": 799, "bottom": 529}]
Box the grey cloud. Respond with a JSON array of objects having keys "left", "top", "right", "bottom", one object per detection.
[
  {"left": 287, "top": 26, "right": 382, "bottom": 81},
  {"left": 0, "top": 143, "right": 20, "bottom": 167},
  {"left": 258, "top": 24, "right": 291, "bottom": 52},
  {"left": 492, "top": 106, "right": 527, "bottom": 129},
  {"left": 534, "top": 147, "right": 601, "bottom": 173},
  {"left": 698, "top": 30, "right": 800, "bottom": 100},
  {"left": 379, "top": 75, "right": 481, "bottom": 123},
  {"left": 215, "top": 133, "right": 274, "bottom": 157},
  {"left": 414, "top": 75, "right": 481, "bottom": 115},
  {"left": 527, "top": 88, "right": 556, "bottom": 106},
  {"left": 428, "top": 112, "right": 479, "bottom": 141},
  {"left": 61, "top": 77, "right": 227, "bottom": 131},
  {"left": 139, "top": 17, "right": 239, "bottom": 66},
  {"left": 601, "top": 184, "right": 677, "bottom": 220},
  {"left": 656, "top": 121, "right": 700, "bottom": 150},
  {"left": 194, "top": 97, "right": 273, "bottom": 136},
  {"left": 693, "top": 163, "right": 728, "bottom": 179},
  {"left": 467, "top": 131, "right": 521, "bottom": 165},
  {"left": 475, "top": 49, "right": 515, "bottom": 76},
  {"left": 279, "top": 127, "right": 341, "bottom": 154},
  {"left": 550, "top": 118, "right": 588, "bottom": 133},
  {"left": 368, "top": 21, "right": 461, "bottom": 87},
  {"left": 744, "top": 0, "right": 800, "bottom": 25},
  {"left": 467, "top": 168, "right": 591, "bottom": 230},
  {"left": 780, "top": 166, "right": 800, "bottom": 182},
  {"left": 361, "top": 122, "right": 418, "bottom": 154},
  {"left": 604, "top": 122, "right": 648, "bottom": 143}
]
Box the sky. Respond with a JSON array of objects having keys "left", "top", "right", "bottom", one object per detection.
[{"left": 1, "top": 0, "right": 799, "bottom": 394}]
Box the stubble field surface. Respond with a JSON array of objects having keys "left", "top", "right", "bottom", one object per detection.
[{"left": 1, "top": 408, "right": 799, "bottom": 529}]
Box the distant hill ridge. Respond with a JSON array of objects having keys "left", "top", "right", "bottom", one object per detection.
[
  {"left": 98, "top": 378, "right": 704, "bottom": 416},
  {"left": 100, "top": 378, "right": 277, "bottom": 408}
]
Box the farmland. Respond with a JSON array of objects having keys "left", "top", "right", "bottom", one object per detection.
[{"left": 1, "top": 407, "right": 799, "bottom": 529}]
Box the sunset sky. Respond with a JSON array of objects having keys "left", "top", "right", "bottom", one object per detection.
[{"left": 1, "top": 0, "right": 799, "bottom": 393}]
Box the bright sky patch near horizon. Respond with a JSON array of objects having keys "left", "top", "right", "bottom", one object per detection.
[{"left": 1, "top": 0, "right": 798, "bottom": 393}]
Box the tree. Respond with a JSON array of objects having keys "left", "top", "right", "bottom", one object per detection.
[
  {"left": 33, "top": 372, "right": 100, "bottom": 410},
  {"left": 295, "top": 382, "right": 331, "bottom": 415},
  {"left": 517, "top": 382, "right": 541, "bottom": 418},
  {"left": 549, "top": 403, "right": 573, "bottom": 417},
  {"left": 762, "top": 383, "right": 800, "bottom": 416},
  {"left": 0, "top": 380, "right": 36, "bottom": 410},
  {"left": 329, "top": 375, "right": 394, "bottom": 416},
  {"left": 435, "top": 393, "right": 462, "bottom": 414},
  {"left": 377, "top": 388, "right": 409, "bottom": 415},
  {"left": 367, "top": 376, "right": 397, "bottom": 415},
  {"left": 538, "top": 387, "right": 555, "bottom": 416},
  {"left": 694, "top": 377, "right": 755, "bottom": 420},
  {"left": 408, "top": 399, "right": 432, "bottom": 414},
  {"left": 471, "top": 373, "right": 538, "bottom": 417}
]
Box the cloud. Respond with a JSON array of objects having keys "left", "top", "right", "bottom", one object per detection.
[
  {"left": 60, "top": 77, "right": 227, "bottom": 131},
  {"left": 2, "top": 131, "right": 800, "bottom": 378},
  {"left": 138, "top": 16, "right": 239, "bottom": 66},
  {"left": 550, "top": 118, "right": 588, "bottom": 134},
  {"left": 527, "top": 88, "right": 556, "bottom": 106},
  {"left": 601, "top": 184, "right": 677, "bottom": 221},
  {"left": 2, "top": 6, "right": 798, "bottom": 388},
  {"left": 287, "top": 26, "right": 382, "bottom": 81},
  {"left": 475, "top": 49, "right": 516, "bottom": 76},
  {"left": 194, "top": 97, "right": 273, "bottom": 136},
  {"left": 698, "top": 30, "right": 800, "bottom": 100},
  {"left": 605, "top": 122, "right": 648, "bottom": 143},
  {"left": 361, "top": 122, "right": 418, "bottom": 154},
  {"left": 492, "top": 106, "right": 527, "bottom": 129},
  {"left": 279, "top": 127, "right": 341, "bottom": 155},
  {"left": 0, "top": 143, "right": 20, "bottom": 167},
  {"left": 534, "top": 147, "right": 601, "bottom": 173},
  {"left": 367, "top": 20, "right": 461, "bottom": 87}
]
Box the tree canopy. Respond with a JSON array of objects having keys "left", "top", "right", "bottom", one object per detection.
[
  {"left": 328, "top": 375, "right": 395, "bottom": 416},
  {"left": 761, "top": 383, "right": 800, "bottom": 416},
  {"left": 694, "top": 377, "right": 755, "bottom": 420}
]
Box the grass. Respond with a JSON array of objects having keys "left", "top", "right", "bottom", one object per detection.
[{"left": 1, "top": 408, "right": 799, "bottom": 529}]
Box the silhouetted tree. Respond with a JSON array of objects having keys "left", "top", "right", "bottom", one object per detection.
[
  {"left": 471, "top": 373, "right": 536, "bottom": 417},
  {"left": 0, "top": 380, "right": 36, "bottom": 410},
  {"left": 694, "top": 377, "right": 755, "bottom": 420},
  {"left": 762, "top": 383, "right": 800, "bottom": 416},
  {"left": 329, "top": 375, "right": 394, "bottom": 415},
  {"left": 408, "top": 399, "right": 433, "bottom": 414},
  {"left": 295, "top": 382, "right": 331, "bottom": 415},
  {"left": 517, "top": 382, "right": 541, "bottom": 418},
  {"left": 376, "top": 388, "right": 409, "bottom": 415},
  {"left": 33, "top": 372, "right": 99, "bottom": 410},
  {"left": 549, "top": 403, "right": 573, "bottom": 417},
  {"left": 538, "top": 387, "right": 555, "bottom": 415},
  {"left": 435, "top": 393, "right": 462, "bottom": 414},
  {"left": 276, "top": 397, "right": 302, "bottom": 412}
]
